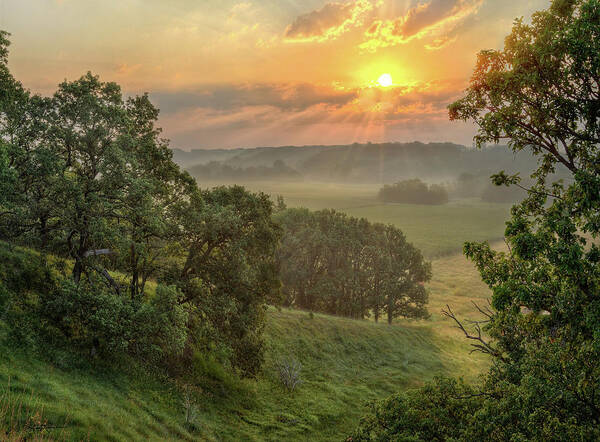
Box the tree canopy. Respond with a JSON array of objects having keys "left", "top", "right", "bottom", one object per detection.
[
  {"left": 0, "top": 32, "right": 279, "bottom": 376},
  {"left": 276, "top": 208, "right": 430, "bottom": 323},
  {"left": 353, "top": 0, "right": 600, "bottom": 439}
]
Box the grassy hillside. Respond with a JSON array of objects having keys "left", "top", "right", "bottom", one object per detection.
[{"left": 0, "top": 248, "right": 492, "bottom": 441}]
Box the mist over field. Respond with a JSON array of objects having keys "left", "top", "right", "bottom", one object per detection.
[{"left": 1, "top": 0, "right": 599, "bottom": 440}]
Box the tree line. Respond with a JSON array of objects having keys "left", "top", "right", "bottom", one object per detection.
[
  {"left": 275, "top": 207, "right": 431, "bottom": 323},
  {"left": 188, "top": 159, "right": 302, "bottom": 182}
]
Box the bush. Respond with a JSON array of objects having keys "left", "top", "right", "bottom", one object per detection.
[
  {"left": 276, "top": 358, "right": 303, "bottom": 392},
  {"left": 41, "top": 279, "right": 188, "bottom": 364},
  {"left": 350, "top": 377, "right": 479, "bottom": 441},
  {"left": 378, "top": 179, "right": 449, "bottom": 205},
  {"left": 0, "top": 244, "right": 59, "bottom": 347}
]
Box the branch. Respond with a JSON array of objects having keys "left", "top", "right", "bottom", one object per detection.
[
  {"left": 83, "top": 248, "right": 113, "bottom": 258},
  {"left": 512, "top": 182, "right": 564, "bottom": 201},
  {"left": 90, "top": 265, "right": 121, "bottom": 296},
  {"left": 471, "top": 301, "right": 494, "bottom": 321},
  {"left": 442, "top": 305, "right": 506, "bottom": 362}
]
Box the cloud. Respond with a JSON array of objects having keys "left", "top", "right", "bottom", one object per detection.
[
  {"left": 424, "top": 35, "right": 458, "bottom": 51},
  {"left": 284, "top": 0, "right": 376, "bottom": 43},
  {"left": 360, "top": 0, "right": 483, "bottom": 52},
  {"left": 115, "top": 63, "right": 143, "bottom": 76},
  {"left": 151, "top": 83, "right": 358, "bottom": 115},
  {"left": 155, "top": 78, "right": 469, "bottom": 148}
]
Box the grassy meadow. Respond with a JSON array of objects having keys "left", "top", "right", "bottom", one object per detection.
[
  {"left": 206, "top": 180, "right": 511, "bottom": 258},
  {"left": 0, "top": 244, "right": 495, "bottom": 441},
  {"left": 0, "top": 180, "right": 508, "bottom": 440}
]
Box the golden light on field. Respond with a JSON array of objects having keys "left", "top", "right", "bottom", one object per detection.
[{"left": 377, "top": 73, "right": 393, "bottom": 87}]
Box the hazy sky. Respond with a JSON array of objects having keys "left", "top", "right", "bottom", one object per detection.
[{"left": 1, "top": 0, "right": 548, "bottom": 149}]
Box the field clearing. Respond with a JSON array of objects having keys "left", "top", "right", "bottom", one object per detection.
[
  {"left": 205, "top": 180, "right": 512, "bottom": 258},
  {"left": 344, "top": 203, "right": 509, "bottom": 257}
]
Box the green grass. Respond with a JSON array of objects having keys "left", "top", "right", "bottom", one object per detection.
[
  {"left": 204, "top": 180, "right": 511, "bottom": 258},
  {"left": 0, "top": 245, "right": 494, "bottom": 441},
  {"left": 0, "top": 180, "right": 506, "bottom": 440},
  {"left": 343, "top": 201, "right": 509, "bottom": 258},
  {"left": 0, "top": 351, "right": 194, "bottom": 441}
]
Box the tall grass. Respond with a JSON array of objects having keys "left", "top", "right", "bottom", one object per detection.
[{"left": 0, "top": 378, "right": 73, "bottom": 441}]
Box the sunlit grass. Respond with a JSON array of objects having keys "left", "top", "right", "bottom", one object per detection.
[{"left": 0, "top": 240, "right": 496, "bottom": 440}]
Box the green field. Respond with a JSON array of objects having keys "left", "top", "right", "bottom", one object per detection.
[
  {"left": 1, "top": 246, "right": 494, "bottom": 441},
  {"left": 0, "top": 180, "right": 508, "bottom": 440},
  {"left": 204, "top": 180, "right": 511, "bottom": 258}
]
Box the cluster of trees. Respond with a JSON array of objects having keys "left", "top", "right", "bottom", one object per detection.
[
  {"left": 378, "top": 179, "right": 449, "bottom": 205},
  {"left": 353, "top": 0, "right": 600, "bottom": 439},
  {"left": 276, "top": 208, "right": 431, "bottom": 322},
  {"left": 0, "top": 32, "right": 280, "bottom": 376},
  {"left": 187, "top": 159, "right": 302, "bottom": 182},
  {"left": 453, "top": 172, "right": 526, "bottom": 203}
]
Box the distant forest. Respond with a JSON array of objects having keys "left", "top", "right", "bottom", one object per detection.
[
  {"left": 175, "top": 142, "right": 558, "bottom": 203},
  {"left": 174, "top": 142, "right": 544, "bottom": 184}
]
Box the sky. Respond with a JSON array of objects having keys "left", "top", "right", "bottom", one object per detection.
[{"left": 1, "top": 0, "right": 548, "bottom": 150}]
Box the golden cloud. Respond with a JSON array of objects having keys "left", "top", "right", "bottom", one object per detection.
[
  {"left": 360, "top": 0, "right": 483, "bottom": 52},
  {"left": 284, "top": 0, "right": 376, "bottom": 43}
]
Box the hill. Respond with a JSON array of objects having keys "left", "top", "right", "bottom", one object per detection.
[
  {"left": 1, "top": 244, "right": 492, "bottom": 441},
  {"left": 173, "top": 142, "right": 543, "bottom": 184}
]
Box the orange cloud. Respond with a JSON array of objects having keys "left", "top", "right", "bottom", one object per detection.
[
  {"left": 155, "top": 78, "right": 467, "bottom": 148},
  {"left": 284, "top": 0, "right": 376, "bottom": 43},
  {"left": 360, "top": 0, "right": 483, "bottom": 52},
  {"left": 425, "top": 35, "right": 459, "bottom": 51}
]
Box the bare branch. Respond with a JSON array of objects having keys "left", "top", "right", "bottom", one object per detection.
[
  {"left": 442, "top": 305, "right": 506, "bottom": 362},
  {"left": 472, "top": 301, "right": 494, "bottom": 321}
]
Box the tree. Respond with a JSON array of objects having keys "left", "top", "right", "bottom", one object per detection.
[
  {"left": 115, "top": 93, "right": 195, "bottom": 300},
  {"left": 353, "top": 0, "right": 600, "bottom": 439},
  {"left": 0, "top": 32, "right": 60, "bottom": 247},
  {"left": 163, "top": 185, "right": 281, "bottom": 376},
  {"left": 48, "top": 73, "right": 130, "bottom": 284},
  {"left": 380, "top": 225, "right": 430, "bottom": 324},
  {"left": 378, "top": 179, "right": 449, "bottom": 205},
  {"left": 276, "top": 208, "right": 430, "bottom": 322}
]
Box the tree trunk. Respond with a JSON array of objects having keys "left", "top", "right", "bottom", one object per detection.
[
  {"left": 73, "top": 259, "right": 82, "bottom": 284},
  {"left": 130, "top": 242, "right": 138, "bottom": 300}
]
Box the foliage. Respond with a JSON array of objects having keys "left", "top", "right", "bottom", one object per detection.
[
  {"left": 276, "top": 208, "right": 430, "bottom": 322},
  {"left": 162, "top": 185, "right": 281, "bottom": 376},
  {"left": 0, "top": 32, "right": 279, "bottom": 376},
  {"left": 378, "top": 179, "right": 448, "bottom": 205},
  {"left": 189, "top": 159, "right": 302, "bottom": 182},
  {"left": 350, "top": 377, "right": 480, "bottom": 441},
  {"left": 354, "top": 0, "right": 600, "bottom": 439}
]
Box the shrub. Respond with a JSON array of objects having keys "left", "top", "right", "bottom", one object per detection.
[
  {"left": 276, "top": 358, "right": 303, "bottom": 392},
  {"left": 41, "top": 279, "right": 187, "bottom": 364}
]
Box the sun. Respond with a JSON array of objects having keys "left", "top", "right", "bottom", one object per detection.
[{"left": 377, "top": 73, "right": 393, "bottom": 87}]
